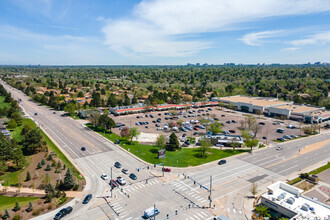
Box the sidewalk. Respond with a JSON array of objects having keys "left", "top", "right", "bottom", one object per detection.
[{"left": 0, "top": 185, "right": 81, "bottom": 197}]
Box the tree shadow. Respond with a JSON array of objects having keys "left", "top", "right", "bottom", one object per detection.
[{"left": 149, "top": 149, "right": 158, "bottom": 154}]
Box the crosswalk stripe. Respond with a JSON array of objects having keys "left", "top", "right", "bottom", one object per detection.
[
  {"left": 126, "top": 188, "right": 130, "bottom": 192},
  {"left": 126, "top": 217, "right": 132, "bottom": 220},
  {"left": 239, "top": 210, "right": 242, "bottom": 214},
  {"left": 188, "top": 191, "right": 194, "bottom": 195},
  {"left": 200, "top": 199, "right": 207, "bottom": 203},
  {"left": 193, "top": 214, "right": 200, "bottom": 220},
  {"left": 233, "top": 209, "right": 236, "bottom": 214},
  {"left": 190, "top": 217, "right": 194, "bottom": 220},
  {"left": 197, "top": 197, "right": 204, "bottom": 201},
  {"left": 197, "top": 213, "right": 203, "bottom": 218},
  {"left": 116, "top": 207, "right": 124, "bottom": 212},
  {"left": 201, "top": 211, "right": 208, "bottom": 217},
  {"left": 227, "top": 208, "right": 230, "bottom": 213}
]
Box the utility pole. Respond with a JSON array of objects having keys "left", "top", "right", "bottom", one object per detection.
[
  {"left": 209, "top": 175, "right": 212, "bottom": 208},
  {"left": 110, "top": 167, "right": 113, "bottom": 198},
  {"left": 163, "top": 153, "right": 165, "bottom": 177},
  {"left": 154, "top": 203, "right": 156, "bottom": 220}
]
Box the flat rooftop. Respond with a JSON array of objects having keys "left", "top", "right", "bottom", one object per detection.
[
  {"left": 262, "top": 182, "right": 330, "bottom": 219},
  {"left": 219, "top": 96, "right": 290, "bottom": 107},
  {"left": 274, "top": 104, "right": 324, "bottom": 114}
]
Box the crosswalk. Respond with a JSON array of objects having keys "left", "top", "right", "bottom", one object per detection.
[
  {"left": 123, "top": 178, "right": 161, "bottom": 193},
  {"left": 181, "top": 209, "right": 214, "bottom": 220},
  {"left": 170, "top": 180, "right": 208, "bottom": 205}
]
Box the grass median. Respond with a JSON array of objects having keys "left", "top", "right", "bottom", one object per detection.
[
  {"left": 0, "top": 196, "right": 40, "bottom": 211},
  {"left": 87, "top": 124, "right": 248, "bottom": 167}
]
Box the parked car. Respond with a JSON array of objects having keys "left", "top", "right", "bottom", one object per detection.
[
  {"left": 193, "top": 132, "right": 198, "bottom": 135},
  {"left": 180, "top": 137, "right": 186, "bottom": 142},
  {"left": 184, "top": 140, "right": 190, "bottom": 145},
  {"left": 53, "top": 112, "right": 56, "bottom": 114},
  {"left": 155, "top": 123, "right": 160, "bottom": 127},
  {"left": 218, "top": 160, "right": 226, "bottom": 165},
  {"left": 83, "top": 194, "right": 92, "bottom": 204},
  {"left": 158, "top": 113, "right": 161, "bottom": 116},
  {"left": 259, "top": 122, "right": 265, "bottom": 125},
  {"left": 290, "top": 134, "right": 298, "bottom": 138},
  {"left": 129, "top": 173, "right": 137, "bottom": 180},
  {"left": 81, "top": 147, "right": 86, "bottom": 151},
  {"left": 193, "top": 127, "right": 199, "bottom": 130},
  {"left": 262, "top": 136, "right": 267, "bottom": 139},
  {"left": 54, "top": 207, "right": 73, "bottom": 220},
  {"left": 277, "top": 146, "right": 282, "bottom": 150},
  {"left": 231, "top": 120, "right": 237, "bottom": 123},
  {"left": 150, "top": 115, "right": 154, "bottom": 118},
  {"left": 283, "top": 135, "right": 292, "bottom": 139},
  {"left": 277, "top": 138, "right": 285, "bottom": 142},
  {"left": 226, "top": 121, "right": 231, "bottom": 124},
  {"left": 182, "top": 134, "right": 186, "bottom": 137},
  {"left": 116, "top": 176, "right": 126, "bottom": 185},
  {"left": 101, "top": 174, "right": 108, "bottom": 180},
  {"left": 277, "top": 128, "right": 284, "bottom": 133},
  {"left": 122, "top": 169, "right": 129, "bottom": 174},
  {"left": 145, "top": 126, "right": 149, "bottom": 129},
  {"left": 216, "top": 144, "right": 224, "bottom": 148},
  {"left": 114, "top": 162, "right": 122, "bottom": 168},
  {"left": 162, "top": 168, "right": 171, "bottom": 172},
  {"left": 273, "top": 122, "right": 280, "bottom": 125}
]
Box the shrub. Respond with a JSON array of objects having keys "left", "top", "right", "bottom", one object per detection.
[
  {"left": 47, "top": 154, "right": 53, "bottom": 161},
  {"left": 51, "top": 160, "right": 56, "bottom": 167},
  {"left": 37, "top": 162, "right": 42, "bottom": 169},
  {"left": 45, "top": 164, "right": 51, "bottom": 171},
  {"left": 47, "top": 204, "right": 52, "bottom": 210},
  {"left": 41, "top": 159, "right": 45, "bottom": 165},
  {"left": 31, "top": 210, "right": 40, "bottom": 216},
  {"left": 26, "top": 202, "right": 33, "bottom": 212},
  {"left": 72, "top": 184, "right": 79, "bottom": 191},
  {"left": 299, "top": 173, "right": 309, "bottom": 179},
  {"left": 25, "top": 171, "right": 31, "bottom": 181},
  {"left": 58, "top": 197, "right": 67, "bottom": 205},
  {"left": 12, "top": 215, "right": 21, "bottom": 220},
  {"left": 3, "top": 209, "right": 10, "bottom": 219},
  {"left": 13, "top": 201, "right": 21, "bottom": 212}
]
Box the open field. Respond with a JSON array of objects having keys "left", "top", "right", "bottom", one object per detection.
[{"left": 0, "top": 195, "right": 40, "bottom": 211}]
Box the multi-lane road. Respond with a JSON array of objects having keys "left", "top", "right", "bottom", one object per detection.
[{"left": 1, "top": 79, "right": 329, "bottom": 220}]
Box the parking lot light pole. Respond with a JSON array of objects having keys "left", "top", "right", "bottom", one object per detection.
[{"left": 209, "top": 175, "right": 212, "bottom": 208}]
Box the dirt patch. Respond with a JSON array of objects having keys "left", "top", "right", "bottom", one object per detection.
[
  {"left": 296, "top": 180, "right": 315, "bottom": 191},
  {"left": 299, "top": 139, "right": 329, "bottom": 155}
]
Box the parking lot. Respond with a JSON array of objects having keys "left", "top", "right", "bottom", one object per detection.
[{"left": 112, "top": 106, "right": 302, "bottom": 144}]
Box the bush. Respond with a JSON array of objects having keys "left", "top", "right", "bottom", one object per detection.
[
  {"left": 47, "top": 154, "right": 53, "bottom": 161},
  {"left": 47, "top": 204, "right": 53, "bottom": 210},
  {"left": 3, "top": 209, "right": 10, "bottom": 219},
  {"left": 26, "top": 202, "right": 33, "bottom": 212},
  {"left": 45, "top": 164, "right": 51, "bottom": 171},
  {"left": 41, "top": 159, "right": 45, "bottom": 165},
  {"left": 51, "top": 160, "right": 56, "bottom": 167},
  {"left": 25, "top": 171, "right": 31, "bottom": 182},
  {"left": 12, "top": 215, "right": 21, "bottom": 220},
  {"left": 37, "top": 162, "right": 42, "bottom": 169},
  {"left": 72, "top": 184, "right": 79, "bottom": 191},
  {"left": 58, "top": 197, "right": 67, "bottom": 205},
  {"left": 13, "top": 201, "right": 21, "bottom": 211},
  {"left": 299, "top": 173, "right": 309, "bottom": 179},
  {"left": 31, "top": 210, "right": 40, "bottom": 216},
  {"left": 45, "top": 193, "right": 53, "bottom": 203}
]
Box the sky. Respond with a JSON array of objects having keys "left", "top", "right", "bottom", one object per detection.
[{"left": 0, "top": 0, "right": 330, "bottom": 65}]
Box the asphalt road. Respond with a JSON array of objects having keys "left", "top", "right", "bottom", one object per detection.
[{"left": 1, "top": 79, "right": 329, "bottom": 220}]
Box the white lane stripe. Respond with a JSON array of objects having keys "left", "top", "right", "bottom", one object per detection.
[
  {"left": 197, "top": 197, "right": 204, "bottom": 201},
  {"left": 233, "top": 209, "right": 236, "bottom": 213},
  {"left": 201, "top": 211, "right": 208, "bottom": 217},
  {"left": 193, "top": 215, "right": 200, "bottom": 220}
]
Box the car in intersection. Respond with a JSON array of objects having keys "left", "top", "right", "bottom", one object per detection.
[
  {"left": 122, "top": 169, "right": 129, "bottom": 174},
  {"left": 114, "top": 162, "right": 122, "bottom": 168},
  {"left": 101, "top": 174, "right": 109, "bottom": 180},
  {"left": 129, "top": 173, "right": 137, "bottom": 180}
]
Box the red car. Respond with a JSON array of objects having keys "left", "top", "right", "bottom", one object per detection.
[
  {"left": 110, "top": 180, "right": 118, "bottom": 188},
  {"left": 162, "top": 168, "right": 171, "bottom": 172},
  {"left": 193, "top": 127, "right": 199, "bottom": 130}
]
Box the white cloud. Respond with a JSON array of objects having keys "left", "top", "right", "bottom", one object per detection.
[
  {"left": 240, "top": 30, "right": 283, "bottom": 46},
  {"left": 102, "top": 0, "right": 330, "bottom": 56},
  {"left": 282, "top": 47, "right": 300, "bottom": 52},
  {"left": 291, "top": 31, "right": 330, "bottom": 46}
]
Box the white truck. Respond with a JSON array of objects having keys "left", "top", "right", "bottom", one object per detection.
[{"left": 144, "top": 207, "right": 160, "bottom": 218}]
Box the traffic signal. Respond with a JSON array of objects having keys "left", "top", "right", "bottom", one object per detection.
[
  {"left": 154, "top": 164, "right": 156, "bottom": 168},
  {"left": 175, "top": 210, "right": 178, "bottom": 215},
  {"left": 137, "top": 168, "right": 139, "bottom": 172},
  {"left": 147, "top": 166, "right": 149, "bottom": 169}
]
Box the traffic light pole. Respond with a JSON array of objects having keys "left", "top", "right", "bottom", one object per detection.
[
  {"left": 209, "top": 175, "right": 212, "bottom": 208},
  {"left": 162, "top": 154, "right": 165, "bottom": 177},
  {"left": 110, "top": 167, "right": 113, "bottom": 198}
]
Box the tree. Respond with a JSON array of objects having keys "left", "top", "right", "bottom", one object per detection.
[
  {"left": 10, "top": 112, "right": 22, "bottom": 125},
  {"left": 89, "top": 111, "right": 101, "bottom": 127},
  {"left": 250, "top": 182, "right": 259, "bottom": 198},
  {"left": 64, "top": 102, "right": 76, "bottom": 115},
  {"left": 129, "top": 127, "right": 140, "bottom": 144},
  {"left": 155, "top": 135, "right": 166, "bottom": 149},
  {"left": 107, "top": 93, "right": 117, "bottom": 107},
  {"left": 4, "top": 209, "right": 10, "bottom": 219},
  {"left": 26, "top": 201, "right": 33, "bottom": 212},
  {"left": 199, "top": 137, "right": 211, "bottom": 158},
  {"left": 13, "top": 201, "right": 21, "bottom": 212},
  {"left": 209, "top": 121, "right": 223, "bottom": 134},
  {"left": 11, "top": 141, "right": 24, "bottom": 168},
  {"left": 37, "top": 162, "right": 42, "bottom": 169},
  {"left": 77, "top": 91, "right": 84, "bottom": 97},
  {"left": 7, "top": 118, "right": 17, "bottom": 129},
  {"left": 167, "top": 133, "right": 179, "bottom": 151},
  {"left": 176, "top": 120, "right": 184, "bottom": 128},
  {"left": 63, "top": 169, "right": 75, "bottom": 190},
  {"left": 45, "top": 183, "right": 56, "bottom": 197},
  {"left": 255, "top": 205, "right": 270, "bottom": 218},
  {"left": 22, "top": 128, "right": 45, "bottom": 154},
  {"left": 41, "top": 158, "right": 45, "bottom": 165},
  {"left": 168, "top": 121, "right": 175, "bottom": 130},
  {"left": 25, "top": 171, "right": 31, "bottom": 182},
  {"left": 245, "top": 115, "right": 257, "bottom": 130},
  {"left": 120, "top": 127, "right": 130, "bottom": 140},
  {"left": 45, "top": 164, "right": 51, "bottom": 171},
  {"left": 21, "top": 123, "right": 33, "bottom": 136},
  {"left": 99, "top": 114, "right": 116, "bottom": 132}
]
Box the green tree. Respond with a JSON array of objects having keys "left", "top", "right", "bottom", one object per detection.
[
  {"left": 250, "top": 182, "right": 259, "bottom": 198},
  {"left": 107, "top": 93, "right": 117, "bottom": 107},
  {"left": 155, "top": 135, "right": 166, "bottom": 149},
  {"left": 255, "top": 205, "right": 270, "bottom": 218},
  {"left": 26, "top": 202, "right": 33, "bottom": 212},
  {"left": 11, "top": 141, "right": 24, "bottom": 168},
  {"left": 209, "top": 121, "right": 223, "bottom": 134},
  {"left": 41, "top": 158, "right": 45, "bottom": 165},
  {"left": 25, "top": 171, "right": 31, "bottom": 182},
  {"left": 7, "top": 118, "right": 17, "bottom": 129},
  {"left": 167, "top": 133, "right": 179, "bottom": 151},
  {"left": 10, "top": 112, "right": 22, "bottom": 125},
  {"left": 37, "top": 162, "right": 42, "bottom": 169},
  {"left": 89, "top": 111, "right": 101, "bottom": 127},
  {"left": 63, "top": 169, "right": 75, "bottom": 190},
  {"left": 21, "top": 123, "right": 33, "bottom": 136},
  {"left": 77, "top": 91, "right": 84, "bottom": 97},
  {"left": 13, "top": 201, "right": 21, "bottom": 212},
  {"left": 129, "top": 127, "right": 140, "bottom": 144},
  {"left": 64, "top": 102, "right": 76, "bottom": 115},
  {"left": 4, "top": 209, "right": 10, "bottom": 219},
  {"left": 22, "top": 128, "right": 44, "bottom": 154},
  {"left": 199, "top": 137, "right": 211, "bottom": 158},
  {"left": 45, "top": 164, "right": 51, "bottom": 171}
]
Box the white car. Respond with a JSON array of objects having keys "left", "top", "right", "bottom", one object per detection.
[
  {"left": 101, "top": 174, "right": 109, "bottom": 180},
  {"left": 117, "top": 177, "right": 126, "bottom": 185}
]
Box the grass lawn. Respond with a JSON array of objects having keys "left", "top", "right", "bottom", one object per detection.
[
  {"left": 9, "top": 118, "right": 82, "bottom": 180},
  {"left": 0, "top": 96, "right": 11, "bottom": 109},
  {"left": 87, "top": 124, "right": 248, "bottom": 167},
  {"left": 0, "top": 157, "right": 32, "bottom": 186},
  {"left": 0, "top": 196, "right": 40, "bottom": 211}
]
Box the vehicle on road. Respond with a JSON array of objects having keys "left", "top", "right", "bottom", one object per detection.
[
  {"left": 162, "top": 168, "right": 171, "bottom": 172},
  {"left": 122, "top": 169, "right": 129, "bottom": 174},
  {"left": 218, "top": 160, "right": 226, "bottom": 165},
  {"left": 34, "top": 112, "right": 38, "bottom": 116},
  {"left": 259, "top": 122, "right": 265, "bottom": 125},
  {"left": 54, "top": 206, "right": 73, "bottom": 220},
  {"left": 81, "top": 147, "right": 86, "bottom": 151},
  {"left": 129, "top": 173, "right": 137, "bottom": 180},
  {"left": 144, "top": 207, "right": 160, "bottom": 218},
  {"left": 277, "top": 128, "right": 284, "bottom": 133},
  {"left": 53, "top": 112, "right": 56, "bottom": 114},
  {"left": 277, "top": 146, "right": 282, "bottom": 150},
  {"left": 110, "top": 179, "right": 119, "bottom": 188},
  {"left": 226, "top": 121, "right": 231, "bottom": 124},
  {"left": 83, "top": 194, "right": 92, "bottom": 204},
  {"left": 114, "top": 162, "right": 122, "bottom": 168},
  {"left": 117, "top": 176, "right": 126, "bottom": 185},
  {"left": 101, "top": 174, "right": 109, "bottom": 180},
  {"left": 229, "top": 130, "right": 235, "bottom": 133},
  {"left": 262, "top": 136, "right": 267, "bottom": 139}
]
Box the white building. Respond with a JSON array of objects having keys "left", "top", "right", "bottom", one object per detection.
[{"left": 260, "top": 181, "right": 330, "bottom": 220}]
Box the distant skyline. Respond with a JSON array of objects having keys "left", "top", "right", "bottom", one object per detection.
[{"left": 1, "top": 0, "right": 330, "bottom": 65}]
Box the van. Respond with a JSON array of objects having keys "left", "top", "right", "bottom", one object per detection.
[{"left": 144, "top": 207, "right": 160, "bottom": 218}]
